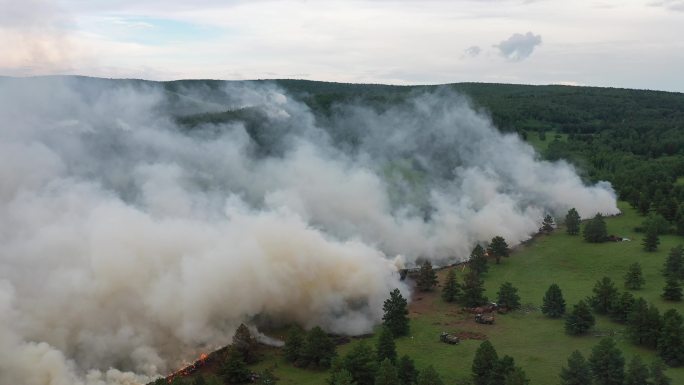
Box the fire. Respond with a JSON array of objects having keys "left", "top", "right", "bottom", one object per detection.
[{"left": 199, "top": 353, "right": 209, "bottom": 361}]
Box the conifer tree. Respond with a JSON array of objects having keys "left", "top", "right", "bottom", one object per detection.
[
  {"left": 589, "top": 277, "right": 619, "bottom": 314},
  {"left": 624, "top": 263, "right": 645, "bottom": 290},
  {"left": 505, "top": 367, "right": 530, "bottom": 385},
  {"left": 488, "top": 236, "right": 510, "bottom": 264},
  {"left": 258, "top": 369, "right": 277, "bottom": 385},
  {"left": 624, "top": 356, "right": 649, "bottom": 385},
  {"left": 397, "top": 355, "right": 418, "bottom": 385},
  {"left": 661, "top": 276, "right": 682, "bottom": 301},
  {"left": 583, "top": 213, "right": 608, "bottom": 243},
  {"left": 221, "top": 347, "right": 251, "bottom": 384},
  {"left": 650, "top": 360, "right": 672, "bottom": 385},
  {"left": 565, "top": 300, "right": 595, "bottom": 335},
  {"left": 657, "top": 309, "right": 684, "bottom": 367},
  {"left": 541, "top": 214, "right": 555, "bottom": 233},
  {"left": 382, "top": 289, "right": 410, "bottom": 337},
  {"left": 588, "top": 338, "right": 624, "bottom": 385},
  {"left": 343, "top": 342, "right": 377, "bottom": 385},
  {"left": 461, "top": 270, "right": 488, "bottom": 307},
  {"left": 329, "top": 369, "right": 355, "bottom": 385},
  {"left": 542, "top": 283, "right": 566, "bottom": 318},
  {"left": 627, "top": 299, "right": 662, "bottom": 348},
  {"left": 566, "top": 208, "right": 581, "bottom": 235},
  {"left": 374, "top": 359, "right": 399, "bottom": 385},
  {"left": 301, "top": 326, "right": 336, "bottom": 368},
  {"left": 559, "top": 350, "right": 592, "bottom": 385},
  {"left": 663, "top": 245, "right": 683, "bottom": 279},
  {"left": 489, "top": 355, "right": 515, "bottom": 385},
  {"left": 284, "top": 326, "right": 305, "bottom": 364},
  {"left": 470, "top": 244, "right": 489, "bottom": 275},
  {"left": 417, "top": 365, "right": 443, "bottom": 385},
  {"left": 472, "top": 340, "right": 498, "bottom": 385},
  {"left": 441, "top": 268, "right": 460, "bottom": 303},
  {"left": 496, "top": 282, "right": 521, "bottom": 310},
  {"left": 233, "top": 323, "right": 259, "bottom": 363},
  {"left": 416, "top": 260, "right": 438, "bottom": 292},
  {"left": 608, "top": 291, "right": 635, "bottom": 323},
  {"left": 642, "top": 225, "right": 660, "bottom": 252},
  {"left": 376, "top": 327, "right": 397, "bottom": 364}
]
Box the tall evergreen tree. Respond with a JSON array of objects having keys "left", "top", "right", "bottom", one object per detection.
[
  {"left": 382, "top": 289, "right": 410, "bottom": 337},
  {"left": 642, "top": 225, "right": 660, "bottom": 252},
  {"left": 566, "top": 208, "right": 581, "bottom": 235},
  {"left": 627, "top": 299, "right": 662, "bottom": 348},
  {"left": 505, "top": 367, "right": 530, "bottom": 385},
  {"left": 441, "top": 268, "right": 460, "bottom": 303},
  {"left": 329, "top": 369, "right": 355, "bottom": 385},
  {"left": 496, "top": 282, "right": 521, "bottom": 310},
  {"left": 488, "top": 236, "right": 510, "bottom": 264},
  {"left": 461, "top": 270, "right": 488, "bottom": 307},
  {"left": 416, "top": 260, "right": 438, "bottom": 292},
  {"left": 472, "top": 340, "right": 498, "bottom": 385},
  {"left": 650, "top": 360, "right": 672, "bottom": 385},
  {"left": 221, "top": 347, "right": 251, "bottom": 384},
  {"left": 284, "top": 326, "right": 305, "bottom": 364},
  {"left": 417, "top": 365, "right": 443, "bottom": 385},
  {"left": 608, "top": 291, "right": 635, "bottom": 324},
  {"left": 470, "top": 244, "right": 489, "bottom": 275},
  {"left": 374, "top": 359, "right": 399, "bottom": 385},
  {"left": 301, "top": 326, "right": 336, "bottom": 368},
  {"left": 397, "top": 355, "right": 418, "bottom": 385},
  {"left": 663, "top": 245, "right": 683, "bottom": 279},
  {"left": 624, "top": 356, "right": 649, "bottom": 385},
  {"left": 489, "top": 355, "right": 516, "bottom": 385},
  {"left": 541, "top": 214, "right": 555, "bottom": 233},
  {"left": 661, "top": 276, "right": 682, "bottom": 301},
  {"left": 588, "top": 338, "right": 625, "bottom": 385},
  {"left": 624, "top": 263, "right": 645, "bottom": 290},
  {"left": 565, "top": 300, "right": 595, "bottom": 335},
  {"left": 233, "top": 323, "right": 259, "bottom": 363},
  {"left": 343, "top": 342, "right": 377, "bottom": 385},
  {"left": 583, "top": 213, "right": 608, "bottom": 243},
  {"left": 542, "top": 283, "right": 566, "bottom": 318},
  {"left": 657, "top": 309, "right": 684, "bottom": 367},
  {"left": 589, "top": 277, "right": 619, "bottom": 314},
  {"left": 559, "top": 350, "right": 592, "bottom": 385},
  {"left": 376, "top": 327, "right": 397, "bottom": 364}
]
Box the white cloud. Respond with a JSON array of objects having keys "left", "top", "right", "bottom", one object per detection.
[{"left": 495, "top": 32, "right": 542, "bottom": 61}]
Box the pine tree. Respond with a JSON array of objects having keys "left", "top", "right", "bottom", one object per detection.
[
  {"left": 542, "top": 283, "right": 566, "bottom": 318},
  {"left": 461, "top": 270, "right": 488, "bottom": 307},
  {"left": 627, "top": 299, "right": 662, "bottom": 348},
  {"left": 343, "top": 342, "right": 378, "bottom": 385},
  {"left": 376, "top": 327, "right": 397, "bottom": 364},
  {"left": 416, "top": 260, "right": 438, "bottom": 292},
  {"left": 221, "top": 347, "right": 251, "bottom": 384},
  {"left": 566, "top": 208, "right": 581, "bottom": 236},
  {"left": 284, "top": 326, "right": 305, "bottom": 364},
  {"left": 565, "top": 300, "right": 595, "bottom": 335},
  {"left": 441, "top": 268, "right": 460, "bottom": 303},
  {"left": 329, "top": 369, "right": 355, "bottom": 385},
  {"left": 588, "top": 338, "right": 625, "bottom": 385},
  {"left": 559, "top": 350, "right": 592, "bottom": 385},
  {"left": 663, "top": 245, "right": 683, "bottom": 279},
  {"left": 662, "top": 276, "right": 682, "bottom": 301},
  {"left": 382, "top": 289, "right": 410, "bottom": 337},
  {"left": 472, "top": 340, "right": 498, "bottom": 385},
  {"left": 624, "top": 263, "right": 645, "bottom": 290},
  {"left": 624, "top": 356, "right": 649, "bottom": 385},
  {"left": 489, "top": 355, "right": 515, "bottom": 385},
  {"left": 608, "top": 291, "right": 635, "bottom": 323},
  {"left": 301, "top": 326, "right": 336, "bottom": 368},
  {"left": 505, "top": 367, "right": 530, "bottom": 385},
  {"left": 541, "top": 214, "right": 555, "bottom": 233},
  {"left": 416, "top": 365, "right": 443, "bottom": 385},
  {"left": 642, "top": 225, "right": 660, "bottom": 252},
  {"left": 657, "top": 309, "right": 684, "bottom": 367},
  {"left": 470, "top": 244, "right": 489, "bottom": 275},
  {"left": 374, "top": 359, "right": 399, "bottom": 385},
  {"left": 488, "top": 236, "right": 510, "bottom": 264},
  {"left": 233, "top": 323, "right": 258, "bottom": 363},
  {"left": 496, "top": 282, "right": 521, "bottom": 310},
  {"left": 589, "top": 277, "right": 619, "bottom": 314},
  {"left": 649, "top": 360, "right": 672, "bottom": 385},
  {"left": 397, "top": 355, "right": 418, "bottom": 385},
  {"left": 583, "top": 213, "right": 608, "bottom": 243}
]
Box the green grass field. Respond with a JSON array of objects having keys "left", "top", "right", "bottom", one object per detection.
[{"left": 230, "top": 201, "right": 684, "bottom": 384}]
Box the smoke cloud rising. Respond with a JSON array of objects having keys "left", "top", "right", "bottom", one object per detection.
[{"left": 0, "top": 77, "right": 618, "bottom": 384}]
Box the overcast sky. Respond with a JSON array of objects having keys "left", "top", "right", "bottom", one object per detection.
[{"left": 1, "top": 0, "right": 683, "bottom": 91}]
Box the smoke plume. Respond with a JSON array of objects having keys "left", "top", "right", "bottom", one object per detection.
[{"left": 0, "top": 77, "right": 618, "bottom": 384}]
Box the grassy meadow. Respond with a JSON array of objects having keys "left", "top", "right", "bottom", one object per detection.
[{"left": 238, "top": 201, "right": 684, "bottom": 385}]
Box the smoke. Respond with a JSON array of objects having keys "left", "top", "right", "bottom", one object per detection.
[{"left": 0, "top": 77, "right": 618, "bottom": 384}]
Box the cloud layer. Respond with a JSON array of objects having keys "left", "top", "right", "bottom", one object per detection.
[
  {"left": 0, "top": 77, "right": 618, "bottom": 384},
  {"left": 495, "top": 32, "right": 543, "bottom": 61}
]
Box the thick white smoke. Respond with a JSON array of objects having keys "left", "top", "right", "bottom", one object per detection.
[{"left": 0, "top": 77, "right": 618, "bottom": 385}]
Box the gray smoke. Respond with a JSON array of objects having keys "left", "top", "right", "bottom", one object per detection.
[{"left": 0, "top": 77, "right": 618, "bottom": 385}]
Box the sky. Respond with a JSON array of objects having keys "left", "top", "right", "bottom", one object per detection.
[{"left": 1, "top": 0, "right": 683, "bottom": 92}]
